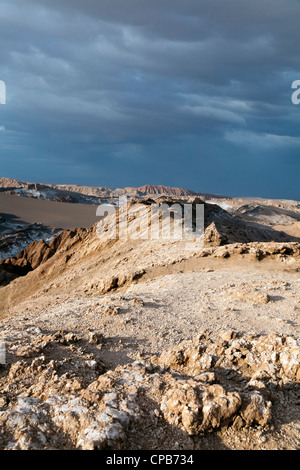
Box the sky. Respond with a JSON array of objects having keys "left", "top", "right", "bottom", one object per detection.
[{"left": 0, "top": 0, "right": 299, "bottom": 199}]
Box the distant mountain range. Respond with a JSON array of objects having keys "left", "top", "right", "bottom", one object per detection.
[
  {"left": 136, "top": 184, "right": 198, "bottom": 197},
  {"left": 0, "top": 177, "right": 230, "bottom": 203}
]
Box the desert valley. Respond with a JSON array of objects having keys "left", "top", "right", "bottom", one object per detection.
[{"left": 0, "top": 177, "right": 299, "bottom": 450}]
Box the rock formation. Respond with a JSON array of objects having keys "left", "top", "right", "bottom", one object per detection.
[
  {"left": 0, "top": 228, "right": 89, "bottom": 286},
  {"left": 0, "top": 328, "right": 299, "bottom": 450}
]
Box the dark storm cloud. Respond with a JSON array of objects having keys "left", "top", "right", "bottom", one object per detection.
[{"left": 0, "top": 0, "right": 299, "bottom": 197}]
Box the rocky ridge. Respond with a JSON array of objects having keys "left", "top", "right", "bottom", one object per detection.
[
  {"left": 0, "top": 199, "right": 299, "bottom": 314},
  {"left": 0, "top": 228, "right": 89, "bottom": 286},
  {"left": 136, "top": 185, "right": 198, "bottom": 197},
  {"left": 0, "top": 178, "right": 110, "bottom": 205},
  {"left": 0, "top": 218, "right": 61, "bottom": 263}
]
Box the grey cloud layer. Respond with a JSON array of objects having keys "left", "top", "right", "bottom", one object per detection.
[{"left": 0, "top": 0, "right": 299, "bottom": 196}]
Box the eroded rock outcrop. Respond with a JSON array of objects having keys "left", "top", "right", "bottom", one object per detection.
[
  {"left": 197, "top": 241, "right": 300, "bottom": 260},
  {"left": 0, "top": 228, "right": 89, "bottom": 286}
]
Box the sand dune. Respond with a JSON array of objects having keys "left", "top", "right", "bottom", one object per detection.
[
  {"left": 274, "top": 221, "right": 300, "bottom": 239},
  {"left": 0, "top": 193, "right": 99, "bottom": 230}
]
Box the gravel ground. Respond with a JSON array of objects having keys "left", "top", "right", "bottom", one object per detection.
[{"left": 2, "top": 263, "right": 299, "bottom": 368}]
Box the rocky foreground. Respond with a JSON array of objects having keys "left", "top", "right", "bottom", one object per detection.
[{"left": 0, "top": 325, "right": 299, "bottom": 450}]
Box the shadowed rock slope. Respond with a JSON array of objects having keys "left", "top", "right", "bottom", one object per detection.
[{"left": 0, "top": 228, "right": 90, "bottom": 287}]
